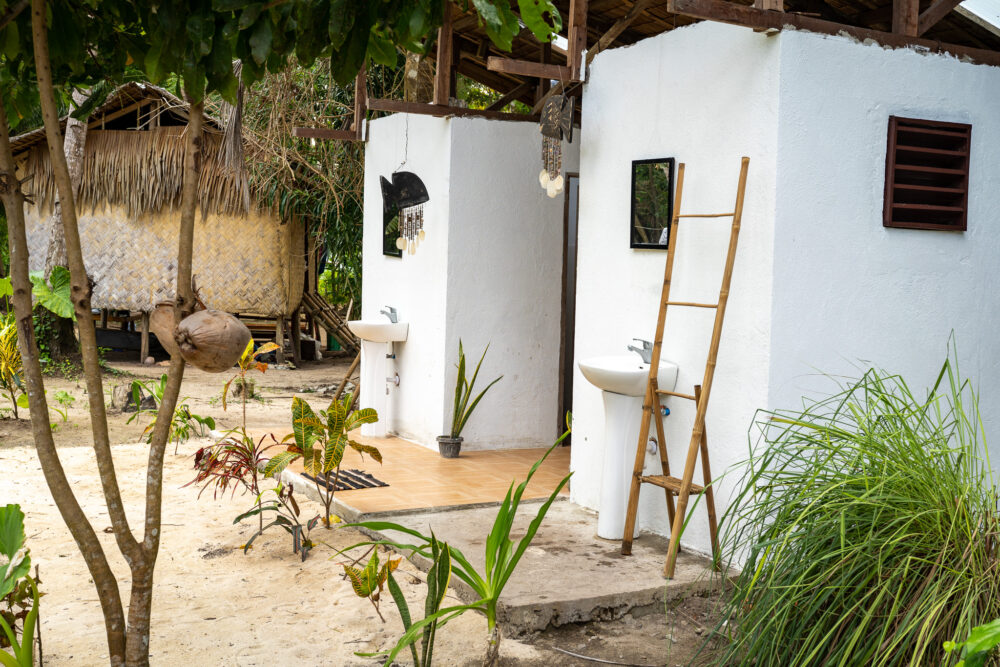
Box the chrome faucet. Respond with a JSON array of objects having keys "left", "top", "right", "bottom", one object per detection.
[
  {"left": 628, "top": 338, "right": 653, "bottom": 363},
  {"left": 380, "top": 306, "right": 398, "bottom": 323}
]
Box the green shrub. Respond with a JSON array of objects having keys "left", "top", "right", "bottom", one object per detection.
[{"left": 718, "top": 353, "right": 1000, "bottom": 666}]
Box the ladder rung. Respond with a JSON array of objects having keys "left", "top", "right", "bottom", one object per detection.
[
  {"left": 656, "top": 389, "right": 697, "bottom": 401},
  {"left": 676, "top": 212, "right": 734, "bottom": 218},
  {"left": 642, "top": 475, "right": 704, "bottom": 495},
  {"left": 665, "top": 301, "right": 718, "bottom": 309}
]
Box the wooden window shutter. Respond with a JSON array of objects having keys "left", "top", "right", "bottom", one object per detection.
[{"left": 883, "top": 116, "right": 971, "bottom": 231}]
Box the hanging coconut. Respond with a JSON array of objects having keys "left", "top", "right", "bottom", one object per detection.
[
  {"left": 173, "top": 310, "right": 251, "bottom": 373},
  {"left": 149, "top": 302, "right": 182, "bottom": 359}
]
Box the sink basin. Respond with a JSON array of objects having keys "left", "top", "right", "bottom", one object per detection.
[
  {"left": 348, "top": 320, "right": 409, "bottom": 343},
  {"left": 578, "top": 354, "right": 679, "bottom": 397}
]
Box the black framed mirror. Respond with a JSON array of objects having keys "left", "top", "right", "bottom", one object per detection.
[{"left": 630, "top": 157, "right": 675, "bottom": 249}]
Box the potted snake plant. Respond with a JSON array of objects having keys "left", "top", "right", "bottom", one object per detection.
[{"left": 438, "top": 340, "right": 502, "bottom": 458}]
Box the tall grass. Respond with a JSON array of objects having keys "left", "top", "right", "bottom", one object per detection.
[{"left": 717, "top": 354, "right": 1000, "bottom": 666}]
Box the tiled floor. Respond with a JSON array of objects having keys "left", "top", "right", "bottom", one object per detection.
[{"left": 286, "top": 433, "right": 571, "bottom": 514}]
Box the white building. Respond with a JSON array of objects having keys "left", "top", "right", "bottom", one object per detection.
[{"left": 355, "top": 4, "right": 1000, "bottom": 558}]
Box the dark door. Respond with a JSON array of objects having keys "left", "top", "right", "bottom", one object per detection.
[{"left": 558, "top": 173, "right": 580, "bottom": 440}]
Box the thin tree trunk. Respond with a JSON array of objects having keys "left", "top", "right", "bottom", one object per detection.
[
  {"left": 0, "top": 89, "right": 127, "bottom": 667},
  {"left": 31, "top": 0, "right": 139, "bottom": 561},
  {"left": 44, "top": 88, "right": 88, "bottom": 274},
  {"left": 124, "top": 99, "right": 203, "bottom": 667},
  {"left": 404, "top": 52, "right": 435, "bottom": 103}
]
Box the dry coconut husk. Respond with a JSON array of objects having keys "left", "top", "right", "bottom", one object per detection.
[
  {"left": 149, "top": 302, "right": 182, "bottom": 358},
  {"left": 174, "top": 309, "right": 251, "bottom": 373}
]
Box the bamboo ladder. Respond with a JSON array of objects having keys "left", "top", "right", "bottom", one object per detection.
[{"left": 621, "top": 156, "right": 750, "bottom": 579}]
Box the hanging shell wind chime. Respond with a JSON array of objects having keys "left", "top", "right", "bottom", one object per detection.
[
  {"left": 539, "top": 94, "right": 574, "bottom": 198},
  {"left": 381, "top": 171, "right": 430, "bottom": 255}
]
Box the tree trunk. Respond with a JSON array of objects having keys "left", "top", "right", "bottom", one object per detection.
[
  {"left": 44, "top": 88, "right": 88, "bottom": 275},
  {"left": 404, "top": 52, "right": 435, "bottom": 103},
  {"left": 123, "top": 99, "right": 204, "bottom": 667},
  {"left": 0, "top": 78, "right": 127, "bottom": 667}
]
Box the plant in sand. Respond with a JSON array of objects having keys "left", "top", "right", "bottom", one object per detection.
[
  {"left": 0, "top": 504, "right": 40, "bottom": 667},
  {"left": 0, "top": 313, "right": 26, "bottom": 419},
  {"left": 348, "top": 430, "right": 572, "bottom": 666},
  {"left": 265, "top": 394, "right": 380, "bottom": 529},
  {"left": 235, "top": 481, "right": 319, "bottom": 561},
  {"left": 342, "top": 548, "right": 402, "bottom": 622},
  {"left": 715, "top": 352, "right": 1000, "bottom": 666},
  {"left": 126, "top": 374, "right": 214, "bottom": 453},
  {"left": 221, "top": 340, "right": 279, "bottom": 429}
]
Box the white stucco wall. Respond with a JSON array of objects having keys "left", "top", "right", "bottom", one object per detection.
[
  {"left": 446, "top": 119, "right": 579, "bottom": 449},
  {"left": 362, "top": 113, "right": 578, "bottom": 450},
  {"left": 362, "top": 114, "right": 453, "bottom": 445},
  {"left": 769, "top": 30, "right": 1000, "bottom": 462},
  {"left": 572, "top": 21, "right": 780, "bottom": 554}
]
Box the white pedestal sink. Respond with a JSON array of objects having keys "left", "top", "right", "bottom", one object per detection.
[
  {"left": 578, "top": 354, "right": 679, "bottom": 540},
  {"left": 348, "top": 320, "right": 409, "bottom": 437}
]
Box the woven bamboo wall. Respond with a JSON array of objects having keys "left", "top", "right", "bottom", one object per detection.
[{"left": 25, "top": 205, "right": 304, "bottom": 316}]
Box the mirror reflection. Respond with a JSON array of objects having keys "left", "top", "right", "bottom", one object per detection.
[{"left": 630, "top": 158, "right": 675, "bottom": 249}]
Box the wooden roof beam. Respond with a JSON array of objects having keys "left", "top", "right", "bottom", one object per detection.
[
  {"left": 487, "top": 57, "right": 571, "bottom": 80},
  {"left": 486, "top": 80, "right": 537, "bottom": 110},
  {"left": 918, "top": 0, "right": 964, "bottom": 35},
  {"left": 666, "top": 0, "right": 1000, "bottom": 66}
]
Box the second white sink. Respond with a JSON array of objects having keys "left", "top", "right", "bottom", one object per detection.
[
  {"left": 348, "top": 319, "right": 409, "bottom": 343},
  {"left": 578, "top": 354, "right": 679, "bottom": 397}
]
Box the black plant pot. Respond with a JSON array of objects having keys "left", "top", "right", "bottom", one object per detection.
[{"left": 437, "top": 435, "right": 463, "bottom": 459}]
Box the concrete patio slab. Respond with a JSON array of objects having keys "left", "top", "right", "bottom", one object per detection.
[{"left": 351, "top": 499, "right": 718, "bottom": 637}]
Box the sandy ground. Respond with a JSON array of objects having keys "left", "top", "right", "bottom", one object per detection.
[{"left": 0, "top": 357, "right": 724, "bottom": 666}]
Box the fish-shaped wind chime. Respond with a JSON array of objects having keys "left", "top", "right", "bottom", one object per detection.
[
  {"left": 539, "top": 94, "right": 574, "bottom": 198},
  {"left": 381, "top": 171, "right": 430, "bottom": 255}
]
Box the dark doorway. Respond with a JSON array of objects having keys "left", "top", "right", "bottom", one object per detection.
[{"left": 558, "top": 173, "right": 580, "bottom": 441}]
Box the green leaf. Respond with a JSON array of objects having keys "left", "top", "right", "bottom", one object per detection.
[
  {"left": 249, "top": 17, "right": 273, "bottom": 65},
  {"left": 516, "top": 0, "right": 563, "bottom": 42},
  {"left": 0, "top": 505, "right": 29, "bottom": 599},
  {"left": 291, "top": 397, "right": 318, "bottom": 452},
  {"left": 263, "top": 450, "right": 298, "bottom": 478},
  {"left": 0, "top": 277, "right": 10, "bottom": 299},
  {"left": 30, "top": 267, "right": 74, "bottom": 320},
  {"left": 15, "top": 394, "right": 28, "bottom": 410},
  {"left": 367, "top": 28, "right": 397, "bottom": 67}
]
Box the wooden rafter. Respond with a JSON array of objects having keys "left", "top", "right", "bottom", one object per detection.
[
  {"left": 667, "top": 0, "right": 1000, "bottom": 67},
  {"left": 486, "top": 57, "right": 571, "bottom": 80},
  {"left": 918, "top": 0, "right": 965, "bottom": 35},
  {"left": 486, "top": 80, "right": 536, "bottom": 111}
]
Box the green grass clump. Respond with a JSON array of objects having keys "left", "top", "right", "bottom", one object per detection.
[{"left": 717, "top": 354, "right": 1000, "bottom": 666}]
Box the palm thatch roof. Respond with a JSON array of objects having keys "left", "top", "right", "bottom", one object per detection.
[{"left": 12, "top": 82, "right": 252, "bottom": 218}]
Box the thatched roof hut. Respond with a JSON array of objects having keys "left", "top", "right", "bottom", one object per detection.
[{"left": 11, "top": 83, "right": 304, "bottom": 317}]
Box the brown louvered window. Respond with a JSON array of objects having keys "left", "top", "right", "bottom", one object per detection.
[{"left": 883, "top": 116, "right": 971, "bottom": 231}]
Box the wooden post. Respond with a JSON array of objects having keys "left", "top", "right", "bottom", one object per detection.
[
  {"left": 568, "top": 0, "right": 587, "bottom": 81},
  {"left": 100, "top": 309, "right": 108, "bottom": 329},
  {"left": 433, "top": 0, "right": 454, "bottom": 106},
  {"left": 753, "top": 0, "right": 782, "bottom": 32},
  {"left": 275, "top": 317, "right": 285, "bottom": 364},
  {"left": 353, "top": 64, "right": 367, "bottom": 140},
  {"left": 290, "top": 307, "right": 302, "bottom": 366},
  {"left": 140, "top": 312, "right": 150, "bottom": 362},
  {"left": 893, "top": 0, "right": 920, "bottom": 35},
  {"left": 537, "top": 42, "right": 552, "bottom": 104}
]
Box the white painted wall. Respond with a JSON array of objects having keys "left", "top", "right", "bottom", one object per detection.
[
  {"left": 447, "top": 119, "right": 578, "bottom": 449},
  {"left": 769, "top": 30, "right": 1000, "bottom": 465},
  {"left": 572, "top": 21, "right": 780, "bottom": 555},
  {"left": 574, "top": 20, "right": 1000, "bottom": 558},
  {"left": 362, "top": 113, "right": 578, "bottom": 450},
  {"left": 362, "top": 114, "right": 453, "bottom": 446}
]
